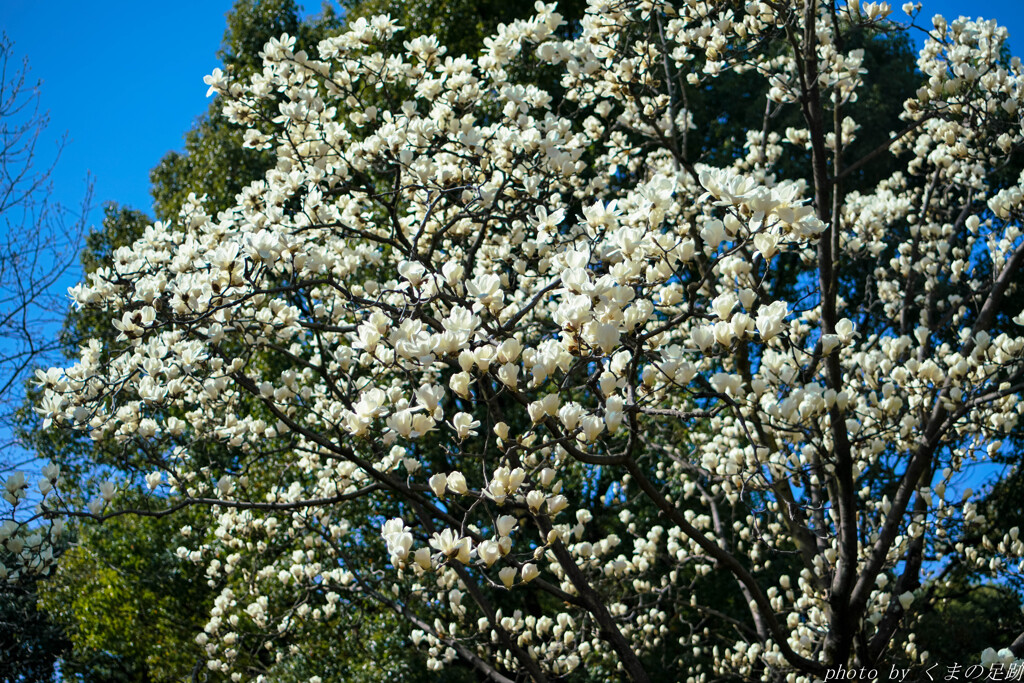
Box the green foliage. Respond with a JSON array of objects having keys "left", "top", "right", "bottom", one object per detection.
[
  {"left": 258, "top": 598, "right": 467, "bottom": 683},
  {"left": 38, "top": 507, "right": 214, "bottom": 682},
  {"left": 220, "top": 0, "right": 303, "bottom": 75},
  {"left": 0, "top": 577, "right": 70, "bottom": 683},
  {"left": 910, "top": 582, "right": 1024, "bottom": 665},
  {"left": 149, "top": 110, "right": 273, "bottom": 224}
]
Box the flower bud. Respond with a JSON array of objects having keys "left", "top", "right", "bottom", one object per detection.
[{"left": 499, "top": 566, "right": 517, "bottom": 588}]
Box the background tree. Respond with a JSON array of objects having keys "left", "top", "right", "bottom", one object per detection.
[
  {"left": 0, "top": 31, "right": 90, "bottom": 681},
  {"left": 0, "top": 33, "right": 90, "bottom": 427}
]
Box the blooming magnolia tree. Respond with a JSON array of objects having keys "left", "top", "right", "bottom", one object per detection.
[{"left": 17, "top": 0, "right": 1024, "bottom": 679}]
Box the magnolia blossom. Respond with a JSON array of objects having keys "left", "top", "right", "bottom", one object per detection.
[
  {"left": 145, "top": 471, "right": 162, "bottom": 490},
  {"left": 451, "top": 412, "right": 480, "bottom": 439},
  {"left": 382, "top": 518, "right": 414, "bottom": 566}
]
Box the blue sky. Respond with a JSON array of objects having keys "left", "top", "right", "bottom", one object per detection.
[
  {"left": 1, "top": 0, "right": 1022, "bottom": 246},
  {"left": 4, "top": 1, "right": 245, "bottom": 219}
]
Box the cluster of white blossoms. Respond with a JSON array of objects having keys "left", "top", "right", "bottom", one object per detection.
[
  {"left": 20, "top": 0, "right": 1024, "bottom": 680},
  {"left": 1, "top": 463, "right": 64, "bottom": 582}
]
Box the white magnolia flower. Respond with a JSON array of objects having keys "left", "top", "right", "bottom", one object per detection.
[{"left": 451, "top": 412, "right": 480, "bottom": 440}]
